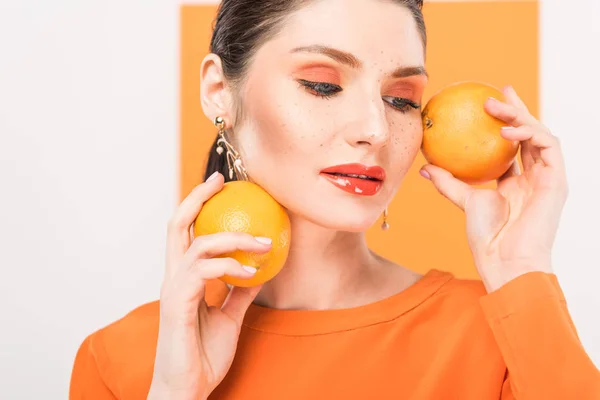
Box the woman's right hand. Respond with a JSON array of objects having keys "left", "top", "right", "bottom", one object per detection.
[{"left": 147, "top": 172, "right": 272, "bottom": 400}]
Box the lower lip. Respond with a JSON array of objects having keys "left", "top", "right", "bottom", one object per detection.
[{"left": 320, "top": 173, "right": 383, "bottom": 196}]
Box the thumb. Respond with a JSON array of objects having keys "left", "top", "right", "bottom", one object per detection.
[
  {"left": 221, "top": 285, "right": 262, "bottom": 325},
  {"left": 420, "top": 164, "right": 473, "bottom": 211}
]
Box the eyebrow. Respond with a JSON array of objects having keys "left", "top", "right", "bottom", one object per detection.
[{"left": 291, "top": 44, "right": 428, "bottom": 78}]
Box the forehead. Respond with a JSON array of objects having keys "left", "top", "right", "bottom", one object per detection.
[{"left": 269, "top": 0, "right": 425, "bottom": 67}]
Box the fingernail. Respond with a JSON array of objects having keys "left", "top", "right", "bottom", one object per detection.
[
  {"left": 420, "top": 169, "right": 431, "bottom": 180},
  {"left": 488, "top": 96, "right": 499, "bottom": 103},
  {"left": 242, "top": 265, "right": 257, "bottom": 274},
  {"left": 206, "top": 171, "right": 219, "bottom": 182},
  {"left": 255, "top": 237, "right": 272, "bottom": 245}
]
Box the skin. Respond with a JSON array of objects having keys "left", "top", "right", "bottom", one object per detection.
[
  {"left": 201, "top": 0, "right": 427, "bottom": 310},
  {"left": 149, "top": 0, "right": 568, "bottom": 397}
]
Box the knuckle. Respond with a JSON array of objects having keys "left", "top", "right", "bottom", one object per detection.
[
  {"left": 222, "top": 257, "right": 242, "bottom": 269},
  {"left": 191, "top": 234, "right": 206, "bottom": 246},
  {"left": 230, "top": 231, "right": 253, "bottom": 241},
  {"left": 189, "top": 237, "right": 209, "bottom": 257},
  {"left": 167, "top": 217, "right": 184, "bottom": 233},
  {"left": 507, "top": 114, "right": 519, "bottom": 125},
  {"left": 505, "top": 105, "right": 520, "bottom": 121},
  {"left": 167, "top": 218, "right": 178, "bottom": 231},
  {"left": 191, "top": 235, "right": 224, "bottom": 259},
  {"left": 210, "top": 257, "right": 239, "bottom": 272},
  {"left": 190, "top": 259, "right": 210, "bottom": 275},
  {"left": 539, "top": 124, "right": 557, "bottom": 140},
  {"left": 218, "top": 231, "right": 252, "bottom": 246},
  {"left": 222, "top": 231, "right": 245, "bottom": 238}
]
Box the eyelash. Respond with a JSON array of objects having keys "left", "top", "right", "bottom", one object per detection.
[{"left": 297, "top": 79, "right": 421, "bottom": 114}]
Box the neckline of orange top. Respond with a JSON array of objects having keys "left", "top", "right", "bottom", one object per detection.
[{"left": 241, "top": 269, "right": 454, "bottom": 336}]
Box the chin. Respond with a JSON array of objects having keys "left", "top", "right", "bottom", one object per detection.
[{"left": 300, "top": 203, "right": 383, "bottom": 233}]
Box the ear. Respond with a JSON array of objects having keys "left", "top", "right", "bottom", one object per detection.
[{"left": 200, "top": 53, "right": 234, "bottom": 125}]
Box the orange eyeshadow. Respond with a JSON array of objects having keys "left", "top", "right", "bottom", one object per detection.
[
  {"left": 294, "top": 66, "right": 341, "bottom": 85},
  {"left": 384, "top": 82, "right": 415, "bottom": 98}
]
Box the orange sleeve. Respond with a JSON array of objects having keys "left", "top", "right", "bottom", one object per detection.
[
  {"left": 69, "top": 334, "right": 117, "bottom": 400},
  {"left": 480, "top": 272, "right": 600, "bottom": 399}
]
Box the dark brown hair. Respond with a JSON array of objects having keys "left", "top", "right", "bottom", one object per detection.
[{"left": 203, "top": 0, "right": 427, "bottom": 182}]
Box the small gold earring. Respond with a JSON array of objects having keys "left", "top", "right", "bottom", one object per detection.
[
  {"left": 214, "top": 116, "right": 248, "bottom": 181},
  {"left": 381, "top": 208, "right": 390, "bottom": 231}
]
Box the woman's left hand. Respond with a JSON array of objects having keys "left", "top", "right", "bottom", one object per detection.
[{"left": 421, "top": 85, "right": 568, "bottom": 292}]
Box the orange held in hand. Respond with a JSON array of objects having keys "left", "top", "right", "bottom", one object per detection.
[
  {"left": 194, "top": 181, "right": 291, "bottom": 287},
  {"left": 421, "top": 82, "right": 520, "bottom": 185}
]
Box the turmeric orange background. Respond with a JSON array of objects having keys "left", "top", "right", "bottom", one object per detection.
[{"left": 179, "top": 1, "right": 539, "bottom": 279}]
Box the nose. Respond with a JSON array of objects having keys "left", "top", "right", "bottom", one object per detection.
[{"left": 345, "top": 96, "right": 389, "bottom": 149}]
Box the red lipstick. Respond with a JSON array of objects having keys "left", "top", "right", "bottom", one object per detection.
[{"left": 320, "top": 163, "right": 386, "bottom": 196}]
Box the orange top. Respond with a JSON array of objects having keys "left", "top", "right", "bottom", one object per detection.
[{"left": 69, "top": 270, "right": 600, "bottom": 399}]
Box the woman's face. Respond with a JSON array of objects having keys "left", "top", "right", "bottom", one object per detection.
[{"left": 232, "top": 0, "right": 427, "bottom": 231}]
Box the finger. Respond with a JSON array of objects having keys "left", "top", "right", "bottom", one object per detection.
[
  {"left": 221, "top": 285, "right": 263, "bottom": 325},
  {"left": 484, "top": 97, "right": 537, "bottom": 128},
  {"left": 166, "top": 172, "right": 224, "bottom": 268},
  {"left": 420, "top": 165, "right": 474, "bottom": 211},
  {"left": 182, "top": 233, "right": 272, "bottom": 269},
  {"left": 169, "top": 258, "right": 257, "bottom": 299},
  {"left": 500, "top": 125, "right": 564, "bottom": 168},
  {"left": 497, "top": 159, "right": 520, "bottom": 185},
  {"left": 161, "top": 258, "right": 257, "bottom": 321},
  {"left": 519, "top": 140, "right": 536, "bottom": 170},
  {"left": 503, "top": 85, "right": 529, "bottom": 112},
  {"left": 190, "top": 258, "right": 258, "bottom": 281}
]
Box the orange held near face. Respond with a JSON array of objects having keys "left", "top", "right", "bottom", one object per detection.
[
  {"left": 421, "top": 82, "right": 520, "bottom": 185},
  {"left": 194, "top": 181, "right": 291, "bottom": 287}
]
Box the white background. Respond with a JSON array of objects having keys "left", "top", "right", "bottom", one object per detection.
[{"left": 1, "top": 0, "right": 599, "bottom": 398}]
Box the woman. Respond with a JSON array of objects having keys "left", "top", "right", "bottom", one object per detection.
[{"left": 69, "top": 0, "right": 600, "bottom": 399}]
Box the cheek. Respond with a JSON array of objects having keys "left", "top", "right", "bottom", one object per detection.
[
  {"left": 247, "top": 101, "right": 289, "bottom": 154},
  {"left": 389, "top": 116, "right": 423, "bottom": 170},
  {"left": 238, "top": 78, "right": 323, "bottom": 175}
]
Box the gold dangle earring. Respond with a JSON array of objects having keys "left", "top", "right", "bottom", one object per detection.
[
  {"left": 381, "top": 208, "right": 390, "bottom": 231},
  {"left": 214, "top": 116, "right": 249, "bottom": 181}
]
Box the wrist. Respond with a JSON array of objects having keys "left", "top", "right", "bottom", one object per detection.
[{"left": 477, "top": 258, "right": 553, "bottom": 293}]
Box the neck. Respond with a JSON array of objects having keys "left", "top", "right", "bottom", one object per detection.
[{"left": 254, "top": 213, "right": 392, "bottom": 310}]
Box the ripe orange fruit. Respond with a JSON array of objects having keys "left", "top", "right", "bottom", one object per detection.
[
  {"left": 194, "top": 181, "right": 291, "bottom": 287},
  {"left": 421, "top": 82, "right": 520, "bottom": 184}
]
